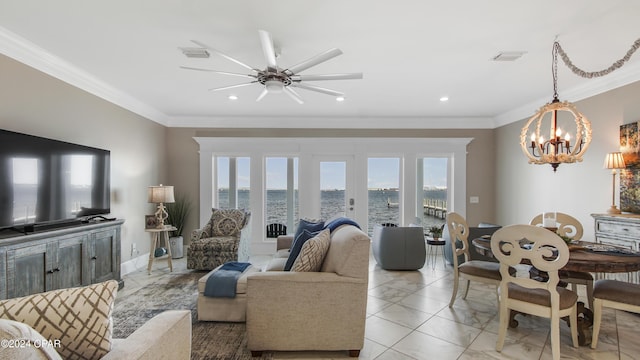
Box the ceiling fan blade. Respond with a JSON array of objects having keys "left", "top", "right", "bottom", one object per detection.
[
  {"left": 258, "top": 30, "right": 278, "bottom": 69},
  {"left": 291, "top": 73, "right": 363, "bottom": 81},
  {"left": 291, "top": 83, "right": 344, "bottom": 97},
  {"left": 191, "top": 40, "right": 256, "bottom": 71},
  {"left": 208, "top": 82, "right": 257, "bottom": 92},
  {"left": 256, "top": 88, "right": 269, "bottom": 102},
  {"left": 283, "top": 87, "right": 304, "bottom": 104},
  {"left": 179, "top": 66, "right": 256, "bottom": 79},
  {"left": 284, "top": 48, "right": 343, "bottom": 75}
]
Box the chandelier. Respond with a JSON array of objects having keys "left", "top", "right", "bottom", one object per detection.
[{"left": 521, "top": 39, "right": 640, "bottom": 172}]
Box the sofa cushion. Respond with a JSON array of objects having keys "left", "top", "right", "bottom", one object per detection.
[
  {"left": 0, "top": 319, "right": 63, "bottom": 360},
  {"left": 0, "top": 280, "right": 118, "bottom": 360},
  {"left": 292, "top": 229, "right": 331, "bottom": 272},
  {"left": 284, "top": 229, "right": 321, "bottom": 271},
  {"left": 206, "top": 208, "right": 249, "bottom": 237}
]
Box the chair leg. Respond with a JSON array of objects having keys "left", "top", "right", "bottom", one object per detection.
[
  {"left": 449, "top": 273, "right": 459, "bottom": 307},
  {"left": 591, "top": 298, "right": 603, "bottom": 349},
  {"left": 586, "top": 280, "right": 594, "bottom": 310},
  {"left": 569, "top": 306, "right": 579, "bottom": 348},
  {"left": 462, "top": 279, "right": 471, "bottom": 300},
  {"left": 550, "top": 314, "right": 560, "bottom": 360},
  {"left": 496, "top": 301, "right": 508, "bottom": 352}
]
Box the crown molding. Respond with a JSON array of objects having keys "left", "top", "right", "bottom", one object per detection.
[
  {"left": 166, "top": 115, "right": 496, "bottom": 129},
  {"left": 0, "top": 26, "right": 170, "bottom": 126},
  {"left": 494, "top": 61, "right": 640, "bottom": 127},
  {"left": 3, "top": 25, "right": 639, "bottom": 130}
]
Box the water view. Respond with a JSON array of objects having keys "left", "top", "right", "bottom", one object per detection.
[{"left": 218, "top": 188, "right": 447, "bottom": 236}]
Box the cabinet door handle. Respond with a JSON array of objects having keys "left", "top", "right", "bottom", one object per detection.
[
  {"left": 91, "top": 256, "right": 98, "bottom": 260},
  {"left": 54, "top": 268, "right": 60, "bottom": 272},
  {"left": 46, "top": 269, "right": 54, "bottom": 274}
]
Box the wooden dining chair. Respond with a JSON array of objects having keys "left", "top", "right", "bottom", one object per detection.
[
  {"left": 591, "top": 279, "right": 640, "bottom": 349},
  {"left": 530, "top": 212, "right": 593, "bottom": 310},
  {"left": 446, "top": 212, "right": 507, "bottom": 307},
  {"left": 492, "top": 224, "right": 579, "bottom": 360}
]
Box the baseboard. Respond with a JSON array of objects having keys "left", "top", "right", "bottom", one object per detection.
[{"left": 121, "top": 252, "right": 149, "bottom": 276}]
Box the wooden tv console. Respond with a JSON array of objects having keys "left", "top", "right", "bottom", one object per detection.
[{"left": 0, "top": 219, "right": 124, "bottom": 300}]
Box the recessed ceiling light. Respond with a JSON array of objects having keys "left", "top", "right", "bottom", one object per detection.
[
  {"left": 336, "top": 96, "right": 345, "bottom": 102},
  {"left": 440, "top": 96, "right": 449, "bottom": 102},
  {"left": 228, "top": 95, "right": 238, "bottom": 100}
]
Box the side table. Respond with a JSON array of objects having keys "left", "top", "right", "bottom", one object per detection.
[
  {"left": 145, "top": 225, "right": 177, "bottom": 274},
  {"left": 426, "top": 236, "right": 446, "bottom": 270}
]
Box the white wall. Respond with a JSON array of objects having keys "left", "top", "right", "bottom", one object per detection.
[
  {"left": 0, "top": 54, "right": 168, "bottom": 268},
  {"left": 496, "top": 81, "right": 640, "bottom": 239}
]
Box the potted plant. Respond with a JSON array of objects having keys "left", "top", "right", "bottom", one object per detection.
[
  {"left": 429, "top": 225, "right": 443, "bottom": 240},
  {"left": 166, "top": 192, "right": 192, "bottom": 259}
]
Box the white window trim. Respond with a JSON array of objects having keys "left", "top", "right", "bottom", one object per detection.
[{"left": 194, "top": 137, "right": 472, "bottom": 255}]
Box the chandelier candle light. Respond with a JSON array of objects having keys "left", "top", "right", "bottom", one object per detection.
[
  {"left": 604, "top": 152, "right": 626, "bottom": 214},
  {"left": 521, "top": 38, "right": 640, "bottom": 172},
  {"left": 148, "top": 184, "right": 175, "bottom": 228}
]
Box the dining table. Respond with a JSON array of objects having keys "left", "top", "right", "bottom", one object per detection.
[{"left": 472, "top": 236, "right": 640, "bottom": 345}]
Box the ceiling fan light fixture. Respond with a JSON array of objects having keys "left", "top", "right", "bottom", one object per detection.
[{"left": 265, "top": 80, "right": 284, "bottom": 93}]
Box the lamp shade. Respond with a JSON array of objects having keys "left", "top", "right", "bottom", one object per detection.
[
  {"left": 604, "top": 152, "right": 626, "bottom": 169},
  {"left": 148, "top": 185, "right": 175, "bottom": 203}
]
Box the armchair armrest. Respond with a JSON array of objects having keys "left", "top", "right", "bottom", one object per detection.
[
  {"left": 276, "top": 235, "right": 293, "bottom": 251},
  {"left": 103, "top": 310, "right": 191, "bottom": 360},
  {"left": 191, "top": 228, "right": 205, "bottom": 242}
]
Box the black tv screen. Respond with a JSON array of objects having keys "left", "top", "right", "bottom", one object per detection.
[{"left": 0, "top": 129, "right": 110, "bottom": 232}]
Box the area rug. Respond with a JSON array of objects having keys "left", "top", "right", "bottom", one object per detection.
[{"left": 112, "top": 270, "right": 273, "bottom": 360}]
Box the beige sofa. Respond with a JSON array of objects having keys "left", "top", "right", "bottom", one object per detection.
[
  {"left": 0, "top": 281, "right": 191, "bottom": 360},
  {"left": 246, "top": 224, "right": 371, "bottom": 357}
]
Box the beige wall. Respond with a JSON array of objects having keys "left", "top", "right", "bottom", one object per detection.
[
  {"left": 495, "top": 81, "right": 640, "bottom": 239},
  {"left": 0, "top": 54, "right": 168, "bottom": 262},
  {"left": 166, "top": 127, "right": 498, "bottom": 237}
]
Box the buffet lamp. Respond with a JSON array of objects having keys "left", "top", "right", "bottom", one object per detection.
[
  {"left": 604, "top": 152, "right": 626, "bottom": 214},
  {"left": 148, "top": 184, "right": 175, "bottom": 228}
]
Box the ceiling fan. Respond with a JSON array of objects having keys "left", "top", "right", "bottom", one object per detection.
[{"left": 180, "top": 30, "right": 363, "bottom": 104}]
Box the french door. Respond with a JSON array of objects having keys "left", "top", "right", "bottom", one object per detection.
[{"left": 309, "top": 156, "right": 356, "bottom": 220}]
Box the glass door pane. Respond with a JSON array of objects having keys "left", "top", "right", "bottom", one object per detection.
[
  {"left": 320, "top": 161, "right": 346, "bottom": 220},
  {"left": 419, "top": 157, "right": 448, "bottom": 228},
  {"left": 265, "top": 157, "right": 298, "bottom": 234},
  {"left": 368, "top": 158, "right": 400, "bottom": 233}
]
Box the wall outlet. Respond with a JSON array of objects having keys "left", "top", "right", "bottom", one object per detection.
[
  {"left": 470, "top": 196, "right": 480, "bottom": 204},
  {"left": 131, "top": 243, "right": 137, "bottom": 257}
]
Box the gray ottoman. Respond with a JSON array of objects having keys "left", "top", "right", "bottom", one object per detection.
[{"left": 197, "top": 264, "right": 259, "bottom": 322}]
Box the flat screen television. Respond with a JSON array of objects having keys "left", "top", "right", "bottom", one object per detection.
[{"left": 0, "top": 129, "right": 111, "bottom": 234}]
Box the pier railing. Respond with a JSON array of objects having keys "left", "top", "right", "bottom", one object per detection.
[{"left": 423, "top": 199, "right": 447, "bottom": 219}]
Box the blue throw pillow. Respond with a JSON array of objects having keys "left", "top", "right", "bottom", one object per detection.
[
  {"left": 291, "top": 219, "right": 325, "bottom": 248},
  {"left": 324, "top": 217, "right": 360, "bottom": 232},
  {"left": 284, "top": 229, "right": 320, "bottom": 271}
]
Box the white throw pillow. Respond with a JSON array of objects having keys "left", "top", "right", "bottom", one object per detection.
[{"left": 292, "top": 229, "right": 331, "bottom": 272}]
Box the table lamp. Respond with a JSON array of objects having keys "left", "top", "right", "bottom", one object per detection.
[
  {"left": 148, "top": 184, "right": 175, "bottom": 228},
  {"left": 604, "top": 152, "right": 626, "bottom": 214}
]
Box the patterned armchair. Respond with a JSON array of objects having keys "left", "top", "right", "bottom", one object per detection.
[{"left": 187, "top": 208, "right": 251, "bottom": 270}]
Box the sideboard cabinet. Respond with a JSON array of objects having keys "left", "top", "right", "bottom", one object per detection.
[
  {"left": 0, "top": 219, "right": 124, "bottom": 299},
  {"left": 592, "top": 213, "right": 640, "bottom": 250}
]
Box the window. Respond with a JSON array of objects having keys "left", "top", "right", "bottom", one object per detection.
[
  {"left": 368, "top": 157, "right": 400, "bottom": 231},
  {"left": 418, "top": 157, "right": 448, "bottom": 228},
  {"left": 215, "top": 156, "right": 250, "bottom": 209},
  {"left": 265, "top": 157, "right": 298, "bottom": 231}
]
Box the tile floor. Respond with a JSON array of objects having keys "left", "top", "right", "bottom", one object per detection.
[{"left": 120, "top": 252, "right": 640, "bottom": 359}]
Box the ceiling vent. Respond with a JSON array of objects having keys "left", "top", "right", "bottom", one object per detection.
[
  {"left": 180, "top": 47, "right": 210, "bottom": 58},
  {"left": 491, "top": 51, "right": 527, "bottom": 62}
]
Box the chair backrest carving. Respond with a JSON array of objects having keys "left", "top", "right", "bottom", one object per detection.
[
  {"left": 491, "top": 224, "right": 569, "bottom": 297},
  {"left": 446, "top": 212, "right": 471, "bottom": 267},
  {"left": 530, "top": 212, "right": 583, "bottom": 240}
]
